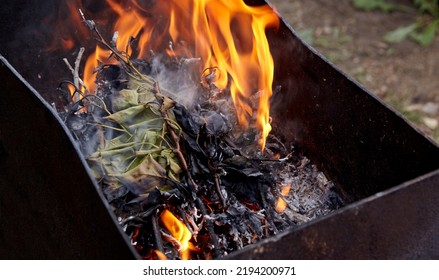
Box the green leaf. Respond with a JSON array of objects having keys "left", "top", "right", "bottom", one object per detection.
[
  {"left": 87, "top": 75, "right": 183, "bottom": 196},
  {"left": 414, "top": 0, "right": 439, "bottom": 16},
  {"left": 106, "top": 134, "right": 135, "bottom": 150},
  {"left": 114, "top": 154, "right": 168, "bottom": 195},
  {"left": 384, "top": 23, "right": 419, "bottom": 43},
  {"left": 409, "top": 19, "right": 439, "bottom": 46},
  {"left": 110, "top": 88, "right": 139, "bottom": 111},
  {"left": 105, "top": 104, "right": 146, "bottom": 124},
  {"left": 105, "top": 104, "right": 164, "bottom": 134},
  {"left": 160, "top": 149, "right": 181, "bottom": 181}
]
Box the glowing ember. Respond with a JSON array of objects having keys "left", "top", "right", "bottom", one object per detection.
[
  {"left": 160, "top": 209, "right": 195, "bottom": 260},
  {"left": 275, "top": 183, "right": 291, "bottom": 213}
]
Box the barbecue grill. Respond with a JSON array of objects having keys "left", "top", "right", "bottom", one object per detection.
[{"left": 1, "top": 0, "right": 438, "bottom": 259}]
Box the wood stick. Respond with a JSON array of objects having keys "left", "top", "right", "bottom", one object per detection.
[
  {"left": 259, "top": 184, "right": 279, "bottom": 234},
  {"left": 151, "top": 212, "right": 164, "bottom": 253},
  {"left": 209, "top": 161, "right": 227, "bottom": 208},
  {"left": 63, "top": 47, "right": 88, "bottom": 101},
  {"left": 195, "top": 197, "right": 220, "bottom": 259},
  {"left": 177, "top": 206, "right": 195, "bottom": 235}
]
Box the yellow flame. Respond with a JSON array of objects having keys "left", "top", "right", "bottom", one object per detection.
[
  {"left": 154, "top": 249, "right": 168, "bottom": 260},
  {"left": 275, "top": 184, "right": 291, "bottom": 213},
  {"left": 160, "top": 209, "right": 194, "bottom": 260},
  {"left": 175, "top": 0, "right": 279, "bottom": 150}
]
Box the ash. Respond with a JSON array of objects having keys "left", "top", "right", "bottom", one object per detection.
[
  {"left": 58, "top": 54, "right": 344, "bottom": 260},
  {"left": 277, "top": 155, "right": 344, "bottom": 225}
]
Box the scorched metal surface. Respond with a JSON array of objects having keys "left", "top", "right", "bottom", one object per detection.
[{"left": 0, "top": 56, "right": 138, "bottom": 259}]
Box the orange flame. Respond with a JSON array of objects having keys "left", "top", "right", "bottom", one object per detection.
[
  {"left": 160, "top": 209, "right": 195, "bottom": 260},
  {"left": 105, "top": 0, "right": 156, "bottom": 57},
  {"left": 83, "top": 45, "right": 112, "bottom": 95},
  {"left": 164, "top": 0, "right": 279, "bottom": 149},
  {"left": 275, "top": 183, "right": 291, "bottom": 213},
  {"left": 59, "top": 0, "right": 279, "bottom": 149},
  {"left": 61, "top": 38, "right": 75, "bottom": 51},
  {"left": 153, "top": 249, "right": 168, "bottom": 260}
]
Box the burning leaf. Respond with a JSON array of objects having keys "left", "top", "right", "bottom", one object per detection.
[
  {"left": 173, "top": 103, "right": 202, "bottom": 135},
  {"left": 200, "top": 110, "right": 231, "bottom": 137},
  {"left": 109, "top": 88, "right": 142, "bottom": 111},
  {"left": 86, "top": 77, "right": 182, "bottom": 196},
  {"left": 115, "top": 154, "right": 167, "bottom": 195},
  {"left": 101, "top": 177, "right": 129, "bottom": 203}
]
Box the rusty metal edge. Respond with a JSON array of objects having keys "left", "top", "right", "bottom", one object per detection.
[{"left": 0, "top": 55, "right": 139, "bottom": 259}]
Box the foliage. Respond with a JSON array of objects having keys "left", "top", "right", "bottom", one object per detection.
[
  {"left": 352, "top": 0, "right": 439, "bottom": 46},
  {"left": 352, "top": 0, "right": 412, "bottom": 13},
  {"left": 415, "top": 0, "right": 439, "bottom": 16},
  {"left": 87, "top": 78, "right": 182, "bottom": 196}
]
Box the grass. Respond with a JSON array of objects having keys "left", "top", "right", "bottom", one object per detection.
[
  {"left": 352, "top": 0, "right": 439, "bottom": 46},
  {"left": 385, "top": 94, "right": 439, "bottom": 143},
  {"left": 294, "top": 3, "right": 439, "bottom": 143}
]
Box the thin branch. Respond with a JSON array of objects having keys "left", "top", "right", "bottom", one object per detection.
[
  {"left": 63, "top": 47, "right": 88, "bottom": 101},
  {"left": 195, "top": 197, "right": 220, "bottom": 259},
  {"left": 79, "top": 9, "right": 147, "bottom": 81}
]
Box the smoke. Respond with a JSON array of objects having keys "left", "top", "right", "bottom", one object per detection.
[{"left": 149, "top": 54, "right": 202, "bottom": 109}]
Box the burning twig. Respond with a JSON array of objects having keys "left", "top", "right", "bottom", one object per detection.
[
  {"left": 258, "top": 185, "right": 278, "bottom": 235},
  {"left": 177, "top": 206, "right": 195, "bottom": 235},
  {"left": 168, "top": 41, "right": 178, "bottom": 63},
  {"left": 160, "top": 230, "right": 184, "bottom": 252},
  {"left": 79, "top": 9, "right": 146, "bottom": 82},
  {"left": 195, "top": 198, "right": 220, "bottom": 259},
  {"left": 63, "top": 47, "right": 88, "bottom": 99},
  {"left": 212, "top": 168, "right": 227, "bottom": 208},
  {"left": 151, "top": 212, "right": 165, "bottom": 254},
  {"left": 186, "top": 212, "right": 201, "bottom": 235}
]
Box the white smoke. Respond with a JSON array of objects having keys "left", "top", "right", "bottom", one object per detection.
[{"left": 149, "top": 54, "right": 201, "bottom": 108}]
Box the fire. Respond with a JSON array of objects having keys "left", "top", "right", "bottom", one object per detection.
[
  {"left": 58, "top": 0, "right": 279, "bottom": 149},
  {"left": 160, "top": 209, "right": 195, "bottom": 260},
  {"left": 275, "top": 183, "right": 291, "bottom": 213},
  {"left": 164, "top": 0, "right": 280, "bottom": 149},
  {"left": 83, "top": 45, "right": 111, "bottom": 95},
  {"left": 105, "top": 0, "right": 156, "bottom": 57},
  {"left": 153, "top": 249, "right": 168, "bottom": 260}
]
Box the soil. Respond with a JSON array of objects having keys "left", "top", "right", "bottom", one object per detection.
[{"left": 270, "top": 0, "right": 439, "bottom": 143}]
